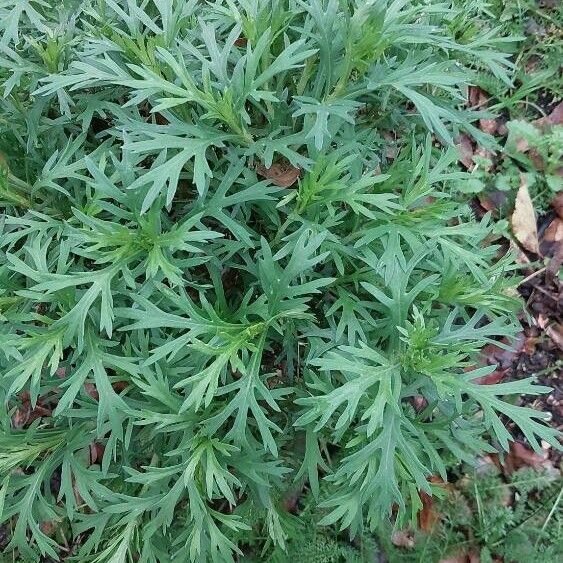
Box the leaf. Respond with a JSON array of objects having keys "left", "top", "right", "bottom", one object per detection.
[
  {"left": 457, "top": 134, "right": 474, "bottom": 169},
  {"left": 545, "top": 324, "right": 563, "bottom": 351},
  {"left": 504, "top": 441, "right": 550, "bottom": 473},
  {"left": 511, "top": 174, "right": 540, "bottom": 254},
  {"left": 256, "top": 161, "right": 301, "bottom": 187},
  {"left": 391, "top": 529, "right": 415, "bottom": 548}
]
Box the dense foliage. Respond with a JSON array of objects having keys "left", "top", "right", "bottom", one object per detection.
[{"left": 0, "top": 1, "right": 559, "bottom": 561}]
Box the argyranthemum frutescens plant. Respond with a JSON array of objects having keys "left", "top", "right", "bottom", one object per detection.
[{"left": 0, "top": 0, "right": 558, "bottom": 561}]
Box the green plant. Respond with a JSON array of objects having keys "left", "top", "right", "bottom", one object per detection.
[
  {"left": 468, "top": 0, "right": 562, "bottom": 117},
  {"left": 379, "top": 465, "right": 563, "bottom": 562},
  {"left": 455, "top": 119, "right": 562, "bottom": 214},
  {"left": 0, "top": 1, "right": 559, "bottom": 561}
]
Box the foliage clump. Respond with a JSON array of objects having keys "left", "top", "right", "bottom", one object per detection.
[{"left": 0, "top": 1, "right": 559, "bottom": 561}]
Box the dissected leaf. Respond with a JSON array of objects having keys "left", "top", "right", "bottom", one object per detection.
[{"left": 0, "top": 1, "right": 556, "bottom": 561}]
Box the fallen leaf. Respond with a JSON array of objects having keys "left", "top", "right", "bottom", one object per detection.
[
  {"left": 112, "top": 381, "right": 128, "bottom": 393},
  {"left": 479, "top": 118, "right": 497, "bottom": 135},
  {"left": 154, "top": 112, "right": 169, "bottom": 125},
  {"left": 89, "top": 442, "right": 105, "bottom": 465},
  {"left": 440, "top": 551, "right": 480, "bottom": 563},
  {"left": 552, "top": 193, "right": 563, "bottom": 220},
  {"left": 468, "top": 86, "right": 489, "bottom": 109},
  {"left": 533, "top": 101, "right": 563, "bottom": 132},
  {"left": 535, "top": 101, "right": 563, "bottom": 129},
  {"left": 457, "top": 134, "right": 474, "bottom": 169},
  {"left": 546, "top": 323, "right": 563, "bottom": 351},
  {"left": 84, "top": 383, "right": 99, "bottom": 401},
  {"left": 418, "top": 491, "right": 438, "bottom": 532},
  {"left": 547, "top": 244, "right": 563, "bottom": 280},
  {"left": 536, "top": 313, "right": 549, "bottom": 329},
  {"left": 528, "top": 148, "right": 545, "bottom": 170},
  {"left": 524, "top": 55, "right": 541, "bottom": 74},
  {"left": 474, "top": 147, "right": 494, "bottom": 168},
  {"left": 543, "top": 218, "right": 563, "bottom": 244},
  {"left": 512, "top": 175, "right": 540, "bottom": 254},
  {"left": 391, "top": 530, "right": 415, "bottom": 549},
  {"left": 540, "top": 216, "right": 563, "bottom": 257},
  {"left": 478, "top": 190, "right": 508, "bottom": 213},
  {"left": 479, "top": 334, "right": 525, "bottom": 369},
  {"left": 522, "top": 335, "right": 539, "bottom": 356},
  {"left": 256, "top": 161, "right": 300, "bottom": 187},
  {"left": 548, "top": 101, "right": 563, "bottom": 125},
  {"left": 11, "top": 391, "right": 51, "bottom": 429},
  {"left": 383, "top": 131, "right": 399, "bottom": 160},
  {"left": 496, "top": 119, "right": 509, "bottom": 136},
  {"left": 475, "top": 455, "right": 499, "bottom": 475},
  {"left": 440, "top": 556, "right": 466, "bottom": 563},
  {"left": 412, "top": 395, "right": 428, "bottom": 412},
  {"left": 40, "top": 521, "right": 57, "bottom": 536},
  {"left": 505, "top": 441, "right": 549, "bottom": 473},
  {"left": 511, "top": 240, "right": 531, "bottom": 265},
  {"left": 515, "top": 137, "right": 530, "bottom": 153},
  {"left": 475, "top": 368, "right": 506, "bottom": 385}
]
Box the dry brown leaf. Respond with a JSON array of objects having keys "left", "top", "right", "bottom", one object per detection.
[
  {"left": 496, "top": 119, "right": 509, "bottom": 136},
  {"left": 536, "top": 313, "right": 549, "bottom": 329},
  {"left": 475, "top": 369, "right": 506, "bottom": 385},
  {"left": 418, "top": 491, "right": 438, "bottom": 532},
  {"left": 479, "top": 118, "right": 497, "bottom": 135},
  {"left": 474, "top": 455, "right": 499, "bottom": 476},
  {"left": 540, "top": 217, "right": 563, "bottom": 259},
  {"left": 478, "top": 190, "right": 508, "bottom": 213},
  {"left": 535, "top": 101, "right": 563, "bottom": 130},
  {"left": 474, "top": 147, "right": 494, "bottom": 170},
  {"left": 547, "top": 244, "right": 563, "bottom": 279},
  {"left": 479, "top": 334, "right": 525, "bottom": 369},
  {"left": 468, "top": 86, "right": 489, "bottom": 109},
  {"left": 522, "top": 335, "right": 539, "bottom": 356},
  {"left": 512, "top": 175, "right": 540, "bottom": 254},
  {"left": 391, "top": 530, "right": 415, "bottom": 549},
  {"left": 112, "top": 380, "right": 128, "bottom": 393},
  {"left": 418, "top": 476, "right": 450, "bottom": 532},
  {"left": 89, "top": 442, "right": 105, "bottom": 465},
  {"left": 40, "top": 521, "right": 57, "bottom": 536},
  {"left": 440, "top": 556, "right": 467, "bottom": 563},
  {"left": 11, "top": 391, "right": 51, "bottom": 429},
  {"left": 440, "top": 551, "right": 480, "bottom": 563},
  {"left": 84, "top": 382, "right": 99, "bottom": 401},
  {"left": 383, "top": 131, "right": 399, "bottom": 160},
  {"left": 528, "top": 148, "right": 545, "bottom": 171},
  {"left": 543, "top": 218, "right": 563, "bottom": 243},
  {"left": 515, "top": 137, "right": 530, "bottom": 153},
  {"left": 547, "top": 100, "right": 561, "bottom": 122},
  {"left": 457, "top": 134, "right": 474, "bottom": 169},
  {"left": 412, "top": 395, "right": 428, "bottom": 412},
  {"left": 546, "top": 323, "right": 563, "bottom": 351},
  {"left": 505, "top": 441, "right": 550, "bottom": 474},
  {"left": 154, "top": 112, "right": 170, "bottom": 125},
  {"left": 256, "top": 161, "right": 300, "bottom": 187},
  {"left": 552, "top": 193, "right": 563, "bottom": 220}
]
